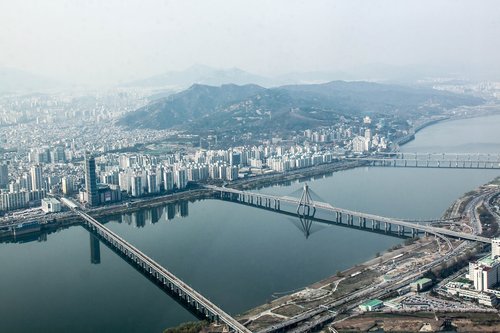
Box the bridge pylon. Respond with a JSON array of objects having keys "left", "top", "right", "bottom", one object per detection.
[{"left": 297, "top": 183, "right": 316, "bottom": 216}]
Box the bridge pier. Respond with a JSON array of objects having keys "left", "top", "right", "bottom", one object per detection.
[{"left": 397, "top": 225, "right": 404, "bottom": 235}]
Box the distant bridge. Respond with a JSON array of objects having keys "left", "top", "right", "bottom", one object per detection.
[
  {"left": 61, "top": 201, "right": 251, "bottom": 333},
  {"left": 204, "top": 185, "right": 492, "bottom": 244},
  {"left": 346, "top": 152, "right": 500, "bottom": 169}
]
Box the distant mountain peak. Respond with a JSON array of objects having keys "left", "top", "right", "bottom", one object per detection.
[{"left": 121, "top": 65, "right": 273, "bottom": 89}]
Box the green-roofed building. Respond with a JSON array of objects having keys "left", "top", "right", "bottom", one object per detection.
[
  {"left": 410, "top": 277, "right": 433, "bottom": 292},
  {"left": 359, "top": 299, "right": 384, "bottom": 311},
  {"left": 479, "top": 257, "right": 496, "bottom": 266}
]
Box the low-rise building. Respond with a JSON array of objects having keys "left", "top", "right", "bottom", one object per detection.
[
  {"left": 359, "top": 299, "right": 384, "bottom": 311},
  {"left": 410, "top": 278, "right": 433, "bottom": 292},
  {"left": 445, "top": 282, "right": 498, "bottom": 307},
  {"left": 41, "top": 197, "right": 61, "bottom": 213}
]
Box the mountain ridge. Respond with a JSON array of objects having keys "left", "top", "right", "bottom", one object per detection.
[{"left": 117, "top": 80, "right": 484, "bottom": 132}]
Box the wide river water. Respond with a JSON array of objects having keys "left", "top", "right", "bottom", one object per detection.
[{"left": 1, "top": 115, "right": 500, "bottom": 332}]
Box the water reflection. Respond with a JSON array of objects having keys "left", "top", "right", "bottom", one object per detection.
[
  {"left": 0, "top": 226, "right": 55, "bottom": 244},
  {"left": 90, "top": 233, "right": 101, "bottom": 264},
  {"left": 115, "top": 198, "right": 413, "bottom": 241},
  {"left": 117, "top": 202, "right": 189, "bottom": 227},
  {"left": 292, "top": 215, "right": 314, "bottom": 239},
  {"left": 82, "top": 226, "right": 205, "bottom": 322}
]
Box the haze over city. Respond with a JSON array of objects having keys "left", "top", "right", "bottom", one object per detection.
[
  {"left": 1, "top": 0, "right": 500, "bottom": 86},
  {"left": 2, "top": 1, "right": 500, "bottom": 333}
]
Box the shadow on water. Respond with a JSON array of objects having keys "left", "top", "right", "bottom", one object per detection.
[{"left": 82, "top": 224, "right": 207, "bottom": 322}]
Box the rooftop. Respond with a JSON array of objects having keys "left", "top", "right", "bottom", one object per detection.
[
  {"left": 412, "top": 278, "right": 432, "bottom": 285},
  {"left": 479, "top": 256, "right": 498, "bottom": 267},
  {"left": 41, "top": 197, "right": 60, "bottom": 204},
  {"left": 360, "top": 299, "right": 383, "bottom": 307}
]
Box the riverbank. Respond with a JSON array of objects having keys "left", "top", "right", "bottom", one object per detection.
[
  {"left": 234, "top": 236, "right": 440, "bottom": 331},
  {"left": 90, "top": 189, "right": 212, "bottom": 218},
  {"left": 0, "top": 189, "right": 213, "bottom": 244},
  {"left": 325, "top": 178, "right": 500, "bottom": 333},
  {"left": 229, "top": 160, "right": 365, "bottom": 191},
  {"left": 229, "top": 177, "right": 500, "bottom": 332}
]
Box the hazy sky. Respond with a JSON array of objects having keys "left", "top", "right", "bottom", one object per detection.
[{"left": 1, "top": 0, "right": 499, "bottom": 85}]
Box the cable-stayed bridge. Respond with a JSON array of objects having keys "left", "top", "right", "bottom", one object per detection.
[{"left": 205, "top": 184, "right": 492, "bottom": 244}]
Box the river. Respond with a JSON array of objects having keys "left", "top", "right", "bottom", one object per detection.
[{"left": 0, "top": 115, "right": 499, "bottom": 332}]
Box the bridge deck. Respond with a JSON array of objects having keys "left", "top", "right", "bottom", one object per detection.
[
  {"left": 206, "top": 185, "right": 491, "bottom": 244},
  {"left": 63, "top": 203, "right": 250, "bottom": 333}
]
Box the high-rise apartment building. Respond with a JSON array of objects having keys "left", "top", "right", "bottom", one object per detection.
[
  {"left": 0, "top": 163, "right": 8, "bottom": 188},
  {"left": 30, "top": 164, "right": 43, "bottom": 191},
  {"left": 130, "top": 175, "right": 143, "bottom": 197},
  {"left": 62, "top": 176, "right": 73, "bottom": 195},
  {"left": 85, "top": 153, "right": 99, "bottom": 206}
]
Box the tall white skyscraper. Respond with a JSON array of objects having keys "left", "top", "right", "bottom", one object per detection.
[{"left": 30, "top": 164, "right": 43, "bottom": 191}]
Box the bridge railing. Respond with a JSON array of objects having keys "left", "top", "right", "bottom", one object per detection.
[{"left": 74, "top": 209, "right": 251, "bottom": 333}]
